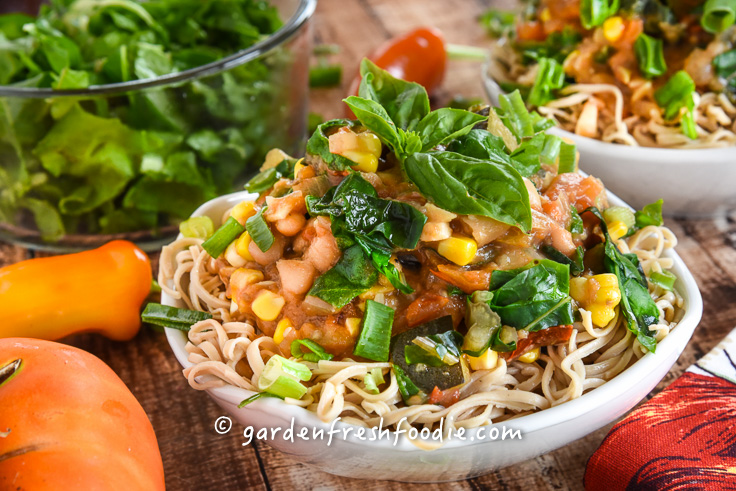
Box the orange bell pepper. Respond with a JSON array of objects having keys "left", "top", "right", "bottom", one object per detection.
[
  {"left": 0, "top": 338, "right": 165, "bottom": 490},
  {"left": 0, "top": 240, "right": 152, "bottom": 341}
]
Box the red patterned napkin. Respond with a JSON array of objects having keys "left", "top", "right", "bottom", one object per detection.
[{"left": 585, "top": 331, "right": 736, "bottom": 489}]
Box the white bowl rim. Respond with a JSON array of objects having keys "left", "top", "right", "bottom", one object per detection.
[
  {"left": 164, "top": 189, "right": 703, "bottom": 452},
  {"left": 481, "top": 60, "right": 736, "bottom": 161}
]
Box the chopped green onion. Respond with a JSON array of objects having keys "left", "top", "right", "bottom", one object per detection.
[
  {"left": 150, "top": 279, "right": 162, "bottom": 294},
  {"left": 498, "top": 90, "right": 534, "bottom": 139},
  {"left": 238, "top": 392, "right": 280, "bottom": 408},
  {"left": 580, "top": 0, "right": 620, "bottom": 29},
  {"left": 491, "top": 325, "right": 518, "bottom": 352},
  {"left": 245, "top": 158, "right": 296, "bottom": 194},
  {"left": 540, "top": 134, "right": 562, "bottom": 165},
  {"left": 701, "top": 0, "right": 736, "bottom": 33},
  {"left": 141, "top": 303, "right": 212, "bottom": 331},
  {"left": 569, "top": 206, "right": 584, "bottom": 235},
  {"left": 353, "top": 300, "right": 394, "bottom": 362},
  {"left": 603, "top": 206, "right": 636, "bottom": 229},
  {"left": 649, "top": 270, "right": 677, "bottom": 291},
  {"left": 557, "top": 142, "right": 577, "bottom": 174},
  {"left": 246, "top": 206, "right": 275, "bottom": 252},
  {"left": 362, "top": 368, "right": 386, "bottom": 394},
  {"left": 680, "top": 110, "right": 698, "bottom": 139},
  {"left": 634, "top": 33, "right": 667, "bottom": 79},
  {"left": 257, "top": 355, "right": 311, "bottom": 400},
  {"left": 179, "top": 216, "right": 215, "bottom": 240},
  {"left": 635, "top": 199, "right": 664, "bottom": 228},
  {"left": 309, "top": 64, "right": 342, "bottom": 88},
  {"left": 392, "top": 364, "right": 427, "bottom": 405},
  {"left": 290, "top": 339, "right": 334, "bottom": 362},
  {"left": 202, "top": 216, "right": 245, "bottom": 258},
  {"left": 528, "top": 58, "right": 566, "bottom": 107},
  {"left": 655, "top": 71, "right": 696, "bottom": 120}
]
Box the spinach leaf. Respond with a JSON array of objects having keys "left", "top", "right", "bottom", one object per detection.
[
  {"left": 403, "top": 151, "right": 532, "bottom": 232},
  {"left": 414, "top": 108, "right": 487, "bottom": 152},
  {"left": 587, "top": 208, "right": 660, "bottom": 351},
  {"left": 542, "top": 244, "right": 585, "bottom": 276},
  {"left": 358, "top": 58, "right": 429, "bottom": 132},
  {"left": 306, "top": 118, "right": 361, "bottom": 171},
  {"left": 308, "top": 244, "right": 378, "bottom": 308},
  {"left": 488, "top": 259, "right": 574, "bottom": 332},
  {"left": 306, "top": 173, "right": 427, "bottom": 293}
]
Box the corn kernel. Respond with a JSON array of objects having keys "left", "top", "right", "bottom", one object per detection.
[
  {"left": 251, "top": 290, "right": 285, "bottom": 321},
  {"left": 607, "top": 220, "right": 628, "bottom": 241},
  {"left": 346, "top": 317, "right": 362, "bottom": 336},
  {"left": 358, "top": 284, "right": 395, "bottom": 300},
  {"left": 603, "top": 16, "right": 625, "bottom": 43},
  {"left": 518, "top": 347, "right": 540, "bottom": 364},
  {"left": 230, "top": 201, "right": 256, "bottom": 225},
  {"left": 467, "top": 348, "right": 498, "bottom": 371},
  {"left": 293, "top": 158, "right": 306, "bottom": 179},
  {"left": 540, "top": 7, "right": 551, "bottom": 22},
  {"left": 262, "top": 148, "right": 290, "bottom": 169},
  {"left": 329, "top": 128, "right": 382, "bottom": 156},
  {"left": 225, "top": 241, "right": 247, "bottom": 268},
  {"left": 273, "top": 318, "right": 293, "bottom": 344},
  {"left": 570, "top": 274, "right": 621, "bottom": 327},
  {"left": 341, "top": 150, "right": 379, "bottom": 173},
  {"left": 235, "top": 232, "right": 254, "bottom": 261},
  {"left": 437, "top": 236, "right": 478, "bottom": 266}
]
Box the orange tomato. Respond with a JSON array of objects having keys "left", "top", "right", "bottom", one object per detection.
[{"left": 0, "top": 338, "right": 165, "bottom": 490}]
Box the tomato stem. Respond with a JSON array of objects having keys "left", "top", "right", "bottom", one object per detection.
[
  {"left": 446, "top": 43, "right": 488, "bottom": 62},
  {"left": 0, "top": 359, "right": 21, "bottom": 388}
]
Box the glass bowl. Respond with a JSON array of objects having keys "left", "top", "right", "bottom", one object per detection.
[{"left": 0, "top": 0, "right": 316, "bottom": 252}]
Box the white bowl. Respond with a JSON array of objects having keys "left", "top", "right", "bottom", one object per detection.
[
  {"left": 163, "top": 190, "right": 703, "bottom": 483},
  {"left": 481, "top": 66, "right": 736, "bottom": 218}
]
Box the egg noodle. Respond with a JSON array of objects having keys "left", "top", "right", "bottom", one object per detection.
[{"left": 160, "top": 223, "right": 683, "bottom": 449}]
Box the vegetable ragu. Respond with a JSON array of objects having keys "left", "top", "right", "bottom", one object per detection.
[
  {"left": 0, "top": 0, "right": 295, "bottom": 241},
  {"left": 159, "top": 60, "right": 684, "bottom": 444},
  {"left": 486, "top": 0, "right": 736, "bottom": 148}
]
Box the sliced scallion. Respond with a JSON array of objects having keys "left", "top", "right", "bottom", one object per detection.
[
  {"left": 392, "top": 363, "right": 427, "bottom": 405},
  {"left": 540, "top": 134, "right": 562, "bottom": 165},
  {"left": 141, "top": 303, "right": 212, "bottom": 331},
  {"left": 238, "top": 392, "right": 280, "bottom": 408},
  {"left": 290, "top": 339, "right": 334, "bottom": 362},
  {"left": 491, "top": 325, "right": 518, "bottom": 352},
  {"left": 701, "top": 0, "right": 736, "bottom": 33},
  {"left": 498, "top": 90, "right": 534, "bottom": 139},
  {"left": 362, "top": 367, "right": 386, "bottom": 394},
  {"left": 202, "top": 216, "right": 245, "bottom": 258},
  {"left": 528, "top": 58, "right": 566, "bottom": 107},
  {"left": 246, "top": 206, "right": 275, "bottom": 252},
  {"left": 353, "top": 300, "right": 394, "bottom": 362},
  {"left": 557, "top": 142, "right": 577, "bottom": 174},
  {"left": 655, "top": 71, "right": 695, "bottom": 119},
  {"left": 580, "top": 0, "right": 620, "bottom": 29},
  {"left": 179, "top": 216, "right": 215, "bottom": 240},
  {"left": 649, "top": 270, "right": 677, "bottom": 291},
  {"left": 634, "top": 33, "right": 667, "bottom": 79},
  {"left": 257, "top": 355, "right": 311, "bottom": 400}
]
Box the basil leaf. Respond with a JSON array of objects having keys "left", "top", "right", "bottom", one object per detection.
[
  {"left": 358, "top": 58, "right": 430, "bottom": 132},
  {"left": 343, "top": 96, "right": 404, "bottom": 156},
  {"left": 446, "top": 128, "right": 508, "bottom": 161},
  {"left": 308, "top": 244, "right": 378, "bottom": 308},
  {"left": 635, "top": 199, "right": 663, "bottom": 228},
  {"left": 414, "top": 108, "right": 487, "bottom": 152},
  {"left": 403, "top": 151, "right": 532, "bottom": 232},
  {"left": 488, "top": 259, "right": 574, "bottom": 332},
  {"left": 305, "top": 119, "right": 360, "bottom": 171}
]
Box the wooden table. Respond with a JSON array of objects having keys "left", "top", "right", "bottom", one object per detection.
[{"left": 3, "top": 0, "right": 736, "bottom": 489}]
